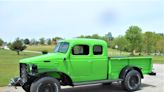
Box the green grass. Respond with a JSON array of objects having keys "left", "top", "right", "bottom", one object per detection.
[
  {"left": 26, "top": 45, "right": 54, "bottom": 52},
  {"left": 152, "top": 56, "right": 164, "bottom": 64},
  {"left": 0, "top": 49, "right": 40, "bottom": 86},
  {"left": 108, "top": 48, "right": 130, "bottom": 56}
]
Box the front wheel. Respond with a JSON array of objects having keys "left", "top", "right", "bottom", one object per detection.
[
  {"left": 22, "top": 84, "right": 30, "bottom": 92},
  {"left": 30, "top": 77, "right": 61, "bottom": 92},
  {"left": 121, "top": 70, "right": 141, "bottom": 91}
]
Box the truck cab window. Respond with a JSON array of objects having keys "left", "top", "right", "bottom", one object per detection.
[
  {"left": 72, "top": 45, "right": 89, "bottom": 55},
  {"left": 54, "top": 42, "right": 69, "bottom": 53},
  {"left": 93, "top": 45, "right": 103, "bottom": 55}
]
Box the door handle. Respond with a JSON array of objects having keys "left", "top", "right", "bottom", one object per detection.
[
  {"left": 44, "top": 60, "right": 50, "bottom": 62},
  {"left": 63, "top": 58, "right": 66, "bottom": 61}
]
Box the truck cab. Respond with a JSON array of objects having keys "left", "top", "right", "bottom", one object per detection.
[{"left": 10, "top": 38, "right": 156, "bottom": 92}]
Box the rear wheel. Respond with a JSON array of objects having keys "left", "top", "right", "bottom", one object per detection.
[
  {"left": 30, "top": 77, "right": 61, "bottom": 92},
  {"left": 121, "top": 70, "right": 141, "bottom": 91}
]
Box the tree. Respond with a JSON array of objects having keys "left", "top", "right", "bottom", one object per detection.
[
  {"left": 112, "top": 36, "right": 129, "bottom": 53},
  {"left": 137, "top": 40, "right": 144, "bottom": 55},
  {"left": 47, "top": 38, "right": 52, "bottom": 45},
  {"left": 156, "top": 39, "right": 164, "bottom": 53},
  {"left": 102, "top": 36, "right": 110, "bottom": 47},
  {"left": 39, "top": 38, "right": 45, "bottom": 45},
  {"left": 52, "top": 37, "right": 63, "bottom": 44},
  {"left": 9, "top": 38, "right": 26, "bottom": 55},
  {"left": 78, "top": 35, "right": 85, "bottom": 38},
  {"left": 143, "top": 32, "right": 156, "bottom": 54},
  {"left": 91, "top": 34, "right": 100, "bottom": 39},
  {"left": 30, "top": 38, "right": 38, "bottom": 45},
  {"left": 77, "top": 34, "right": 111, "bottom": 47},
  {"left": 125, "top": 26, "right": 143, "bottom": 55},
  {"left": 24, "top": 38, "right": 30, "bottom": 45},
  {"left": 0, "top": 38, "right": 3, "bottom": 47},
  {"left": 53, "top": 37, "right": 63, "bottom": 41}
]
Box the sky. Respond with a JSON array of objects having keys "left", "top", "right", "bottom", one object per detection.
[{"left": 0, "top": 0, "right": 164, "bottom": 42}]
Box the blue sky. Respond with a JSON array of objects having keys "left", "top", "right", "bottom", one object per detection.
[{"left": 0, "top": 0, "right": 163, "bottom": 42}]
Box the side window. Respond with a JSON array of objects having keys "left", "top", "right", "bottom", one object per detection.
[
  {"left": 72, "top": 45, "right": 89, "bottom": 55},
  {"left": 93, "top": 45, "right": 103, "bottom": 55}
]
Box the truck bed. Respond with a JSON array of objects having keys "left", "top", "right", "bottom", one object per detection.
[{"left": 108, "top": 56, "right": 152, "bottom": 80}]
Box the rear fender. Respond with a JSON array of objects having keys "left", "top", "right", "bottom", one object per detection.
[{"left": 119, "top": 66, "right": 143, "bottom": 79}]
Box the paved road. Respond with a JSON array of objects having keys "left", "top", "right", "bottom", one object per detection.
[
  {"left": 23, "top": 50, "right": 42, "bottom": 54},
  {"left": 1, "top": 64, "right": 164, "bottom": 92}
]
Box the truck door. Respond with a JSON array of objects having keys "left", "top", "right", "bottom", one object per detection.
[
  {"left": 70, "top": 44, "right": 92, "bottom": 82},
  {"left": 91, "top": 45, "right": 108, "bottom": 80}
]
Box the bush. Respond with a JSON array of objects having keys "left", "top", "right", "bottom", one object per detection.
[{"left": 42, "top": 50, "right": 48, "bottom": 54}]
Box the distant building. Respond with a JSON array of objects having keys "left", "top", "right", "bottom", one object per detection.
[{"left": 1, "top": 42, "right": 9, "bottom": 50}]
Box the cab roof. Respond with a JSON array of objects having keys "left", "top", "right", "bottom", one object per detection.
[{"left": 60, "top": 38, "right": 107, "bottom": 46}]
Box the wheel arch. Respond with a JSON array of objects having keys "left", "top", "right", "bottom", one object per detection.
[
  {"left": 119, "top": 66, "right": 144, "bottom": 79},
  {"left": 31, "top": 71, "right": 73, "bottom": 86}
]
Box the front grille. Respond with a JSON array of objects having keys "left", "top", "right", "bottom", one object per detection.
[{"left": 20, "top": 63, "right": 28, "bottom": 83}]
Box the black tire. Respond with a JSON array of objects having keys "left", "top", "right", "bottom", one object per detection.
[
  {"left": 22, "top": 84, "right": 30, "bottom": 92},
  {"left": 30, "top": 77, "right": 61, "bottom": 92},
  {"left": 121, "top": 70, "right": 141, "bottom": 91}
]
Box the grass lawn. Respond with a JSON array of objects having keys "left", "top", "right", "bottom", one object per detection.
[
  {"left": 152, "top": 56, "right": 164, "bottom": 64},
  {"left": 26, "top": 45, "right": 54, "bottom": 52},
  {"left": 0, "top": 49, "right": 40, "bottom": 86},
  {"left": 108, "top": 48, "right": 130, "bottom": 56}
]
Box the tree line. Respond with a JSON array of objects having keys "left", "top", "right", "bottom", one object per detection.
[
  {"left": 112, "top": 26, "right": 164, "bottom": 55},
  {"left": 0, "top": 25, "right": 164, "bottom": 55},
  {"left": 0, "top": 37, "right": 63, "bottom": 55},
  {"left": 18, "top": 37, "right": 63, "bottom": 46},
  {"left": 78, "top": 26, "right": 164, "bottom": 55}
]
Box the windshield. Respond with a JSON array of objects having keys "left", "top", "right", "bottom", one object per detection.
[{"left": 54, "top": 42, "right": 69, "bottom": 53}]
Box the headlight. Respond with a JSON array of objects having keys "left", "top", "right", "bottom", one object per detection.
[
  {"left": 31, "top": 64, "right": 38, "bottom": 74},
  {"left": 29, "top": 64, "right": 38, "bottom": 74}
]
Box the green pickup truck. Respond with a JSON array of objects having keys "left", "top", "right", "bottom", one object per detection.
[{"left": 10, "top": 38, "right": 156, "bottom": 92}]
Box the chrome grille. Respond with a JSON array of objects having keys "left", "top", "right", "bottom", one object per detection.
[{"left": 20, "top": 63, "right": 28, "bottom": 83}]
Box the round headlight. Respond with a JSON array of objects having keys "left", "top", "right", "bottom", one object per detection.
[{"left": 31, "top": 64, "right": 38, "bottom": 74}]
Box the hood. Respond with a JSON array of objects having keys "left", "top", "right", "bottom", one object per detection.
[{"left": 20, "top": 53, "right": 66, "bottom": 64}]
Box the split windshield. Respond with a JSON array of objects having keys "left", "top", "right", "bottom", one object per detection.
[{"left": 54, "top": 42, "right": 69, "bottom": 53}]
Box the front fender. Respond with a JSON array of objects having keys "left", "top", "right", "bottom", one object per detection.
[
  {"left": 30, "top": 70, "right": 61, "bottom": 78},
  {"left": 30, "top": 70, "right": 73, "bottom": 86}
]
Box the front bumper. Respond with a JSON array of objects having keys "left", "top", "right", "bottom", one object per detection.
[
  {"left": 9, "top": 77, "right": 24, "bottom": 86},
  {"left": 9, "top": 63, "right": 38, "bottom": 87}
]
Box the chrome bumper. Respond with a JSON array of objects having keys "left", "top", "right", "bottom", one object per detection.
[{"left": 9, "top": 77, "right": 24, "bottom": 86}]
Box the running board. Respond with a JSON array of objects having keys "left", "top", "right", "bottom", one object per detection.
[{"left": 73, "top": 79, "right": 122, "bottom": 86}]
